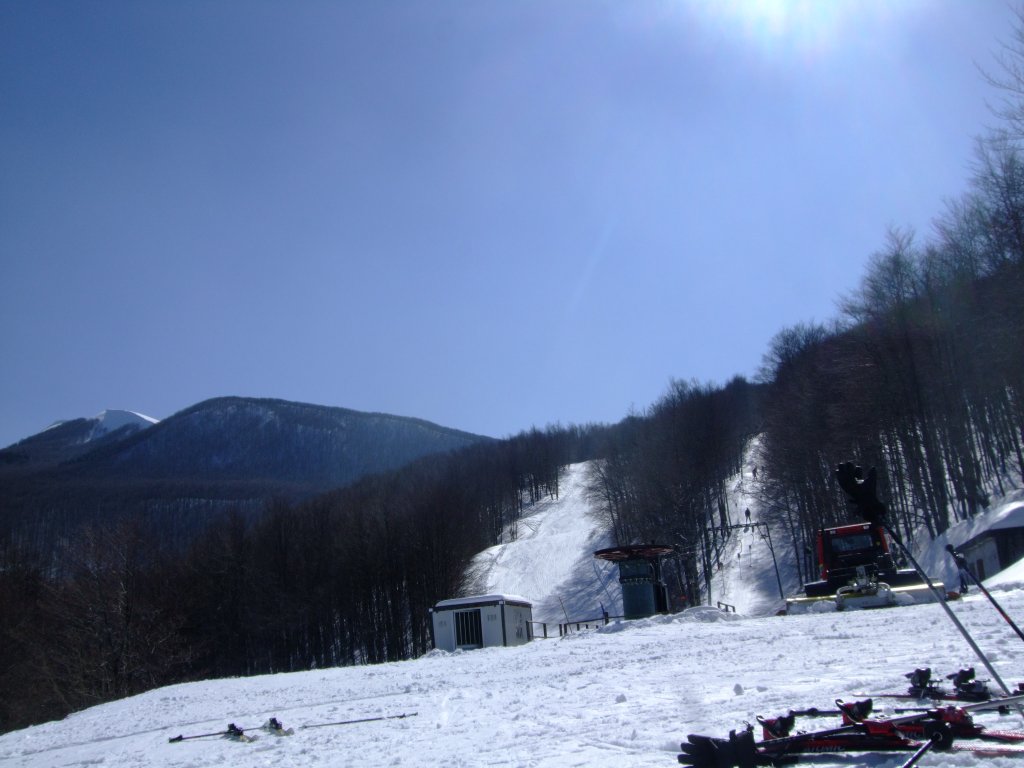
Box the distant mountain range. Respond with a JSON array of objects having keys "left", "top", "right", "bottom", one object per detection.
[{"left": 0, "top": 397, "right": 490, "bottom": 524}]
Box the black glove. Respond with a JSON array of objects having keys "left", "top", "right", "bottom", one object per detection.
[
  {"left": 836, "top": 462, "right": 887, "bottom": 525},
  {"left": 678, "top": 728, "right": 762, "bottom": 767}
]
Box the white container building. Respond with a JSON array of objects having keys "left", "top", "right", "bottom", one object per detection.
[{"left": 430, "top": 594, "right": 533, "bottom": 652}]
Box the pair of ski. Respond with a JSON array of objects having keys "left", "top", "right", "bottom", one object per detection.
[
  {"left": 677, "top": 693, "right": 1024, "bottom": 767},
  {"left": 769, "top": 696, "right": 1024, "bottom": 743},
  {"left": 858, "top": 666, "right": 1005, "bottom": 703},
  {"left": 168, "top": 712, "right": 416, "bottom": 743}
]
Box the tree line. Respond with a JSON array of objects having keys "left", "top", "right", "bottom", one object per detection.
[{"left": 0, "top": 425, "right": 589, "bottom": 732}]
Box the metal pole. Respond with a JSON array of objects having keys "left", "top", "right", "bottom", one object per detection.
[
  {"left": 900, "top": 732, "right": 938, "bottom": 768},
  {"left": 757, "top": 523, "right": 786, "bottom": 600},
  {"left": 301, "top": 713, "right": 417, "bottom": 729}
]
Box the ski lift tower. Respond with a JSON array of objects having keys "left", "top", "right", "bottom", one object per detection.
[{"left": 594, "top": 544, "right": 675, "bottom": 619}]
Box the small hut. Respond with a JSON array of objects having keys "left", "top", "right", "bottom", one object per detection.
[
  {"left": 956, "top": 502, "right": 1024, "bottom": 581},
  {"left": 430, "top": 594, "right": 533, "bottom": 652}
]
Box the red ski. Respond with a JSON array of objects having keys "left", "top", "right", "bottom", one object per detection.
[
  {"left": 678, "top": 692, "right": 1024, "bottom": 767},
  {"left": 759, "top": 697, "right": 1024, "bottom": 745}
]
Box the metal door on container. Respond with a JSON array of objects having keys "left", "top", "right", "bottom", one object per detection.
[{"left": 455, "top": 609, "right": 482, "bottom": 649}]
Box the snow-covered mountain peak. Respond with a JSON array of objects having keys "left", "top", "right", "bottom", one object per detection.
[
  {"left": 90, "top": 409, "right": 159, "bottom": 437},
  {"left": 40, "top": 409, "right": 159, "bottom": 441},
  {"left": 29, "top": 409, "right": 160, "bottom": 449}
]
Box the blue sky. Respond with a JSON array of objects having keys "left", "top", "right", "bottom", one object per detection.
[{"left": 0, "top": 1, "right": 1015, "bottom": 447}]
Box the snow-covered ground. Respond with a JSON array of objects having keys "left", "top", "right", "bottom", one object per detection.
[{"left": 6, "top": 461, "right": 1024, "bottom": 768}]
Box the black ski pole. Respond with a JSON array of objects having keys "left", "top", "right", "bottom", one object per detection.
[
  {"left": 170, "top": 730, "right": 222, "bottom": 743},
  {"left": 835, "top": 463, "right": 1020, "bottom": 709},
  {"left": 900, "top": 729, "right": 941, "bottom": 768},
  {"left": 169, "top": 724, "right": 244, "bottom": 743},
  {"left": 301, "top": 712, "right": 417, "bottom": 729},
  {"left": 946, "top": 543, "right": 1024, "bottom": 644}
]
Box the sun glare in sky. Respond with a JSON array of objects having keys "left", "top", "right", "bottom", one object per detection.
[{"left": 687, "top": 0, "right": 904, "bottom": 58}]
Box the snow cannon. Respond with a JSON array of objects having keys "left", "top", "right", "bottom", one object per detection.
[{"left": 594, "top": 544, "right": 674, "bottom": 619}]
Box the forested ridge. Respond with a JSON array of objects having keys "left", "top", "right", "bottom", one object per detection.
[
  {"left": 0, "top": 397, "right": 489, "bottom": 576},
  {"left": 3, "top": 7, "right": 1024, "bottom": 739}
]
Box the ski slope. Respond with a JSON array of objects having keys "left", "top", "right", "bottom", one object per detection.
[
  {"left": 707, "top": 447, "right": 799, "bottom": 617},
  {"left": 462, "top": 462, "right": 620, "bottom": 624},
  {"left": 5, "top": 461, "right": 1024, "bottom": 767},
  {"left": 463, "top": 456, "right": 791, "bottom": 622}
]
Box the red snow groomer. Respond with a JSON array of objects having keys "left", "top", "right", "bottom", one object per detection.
[{"left": 785, "top": 522, "right": 943, "bottom": 613}]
